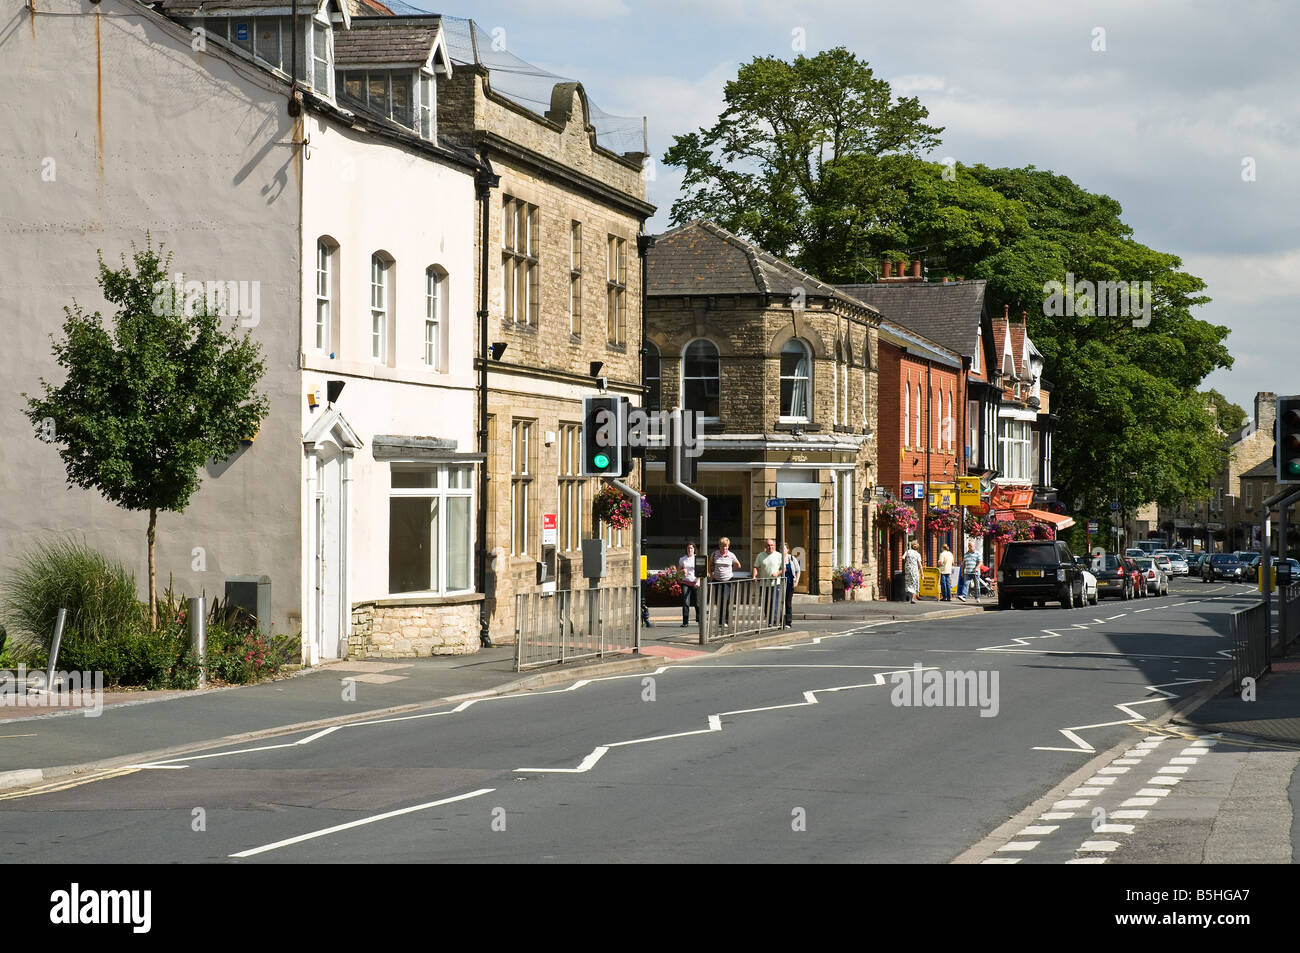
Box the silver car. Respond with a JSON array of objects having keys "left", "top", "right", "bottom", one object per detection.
[
  {"left": 1156, "top": 551, "right": 1188, "bottom": 576},
  {"left": 1135, "top": 557, "right": 1169, "bottom": 596}
]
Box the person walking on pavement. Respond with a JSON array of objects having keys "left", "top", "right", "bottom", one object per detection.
[
  {"left": 959, "top": 540, "right": 982, "bottom": 603},
  {"left": 753, "top": 537, "right": 784, "bottom": 626},
  {"left": 781, "top": 542, "right": 801, "bottom": 629},
  {"left": 678, "top": 542, "right": 701, "bottom": 627},
  {"left": 938, "top": 543, "right": 955, "bottom": 601},
  {"left": 904, "top": 541, "right": 923, "bottom": 603},
  {"left": 710, "top": 537, "right": 742, "bottom": 628}
]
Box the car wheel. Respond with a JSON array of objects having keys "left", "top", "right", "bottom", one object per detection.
[
  {"left": 1091, "top": 590, "right": 1099, "bottom": 606},
  {"left": 998, "top": 595, "right": 1011, "bottom": 611},
  {"left": 1060, "top": 587, "right": 1072, "bottom": 610}
]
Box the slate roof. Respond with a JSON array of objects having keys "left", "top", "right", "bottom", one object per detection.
[
  {"left": 162, "top": 0, "right": 317, "bottom": 11},
  {"left": 334, "top": 18, "right": 441, "bottom": 67},
  {"left": 836, "top": 280, "right": 986, "bottom": 360},
  {"left": 648, "top": 220, "right": 879, "bottom": 319}
]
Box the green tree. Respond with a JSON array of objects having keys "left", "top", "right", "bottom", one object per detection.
[
  {"left": 24, "top": 240, "right": 269, "bottom": 629},
  {"left": 664, "top": 47, "right": 942, "bottom": 280},
  {"left": 1200, "top": 388, "right": 1247, "bottom": 433}
]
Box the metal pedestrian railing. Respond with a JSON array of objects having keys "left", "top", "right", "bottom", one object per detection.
[
  {"left": 514, "top": 586, "right": 638, "bottom": 671},
  {"left": 1228, "top": 602, "right": 1270, "bottom": 690},
  {"left": 1282, "top": 582, "right": 1300, "bottom": 653},
  {"left": 702, "top": 577, "right": 785, "bottom": 642}
]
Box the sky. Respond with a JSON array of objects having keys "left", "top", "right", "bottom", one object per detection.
[{"left": 414, "top": 0, "right": 1298, "bottom": 418}]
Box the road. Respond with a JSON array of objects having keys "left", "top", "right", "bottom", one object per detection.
[{"left": 0, "top": 580, "right": 1256, "bottom": 863}]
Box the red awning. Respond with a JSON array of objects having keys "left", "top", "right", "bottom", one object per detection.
[{"left": 1015, "top": 508, "right": 1076, "bottom": 531}]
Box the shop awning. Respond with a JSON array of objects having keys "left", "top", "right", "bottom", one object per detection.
[{"left": 1014, "top": 508, "right": 1076, "bottom": 531}]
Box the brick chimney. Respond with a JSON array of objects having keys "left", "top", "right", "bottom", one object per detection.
[{"left": 1256, "top": 391, "right": 1277, "bottom": 435}]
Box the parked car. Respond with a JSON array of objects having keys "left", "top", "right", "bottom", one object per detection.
[
  {"left": 998, "top": 541, "right": 1085, "bottom": 610},
  {"left": 1125, "top": 548, "right": 1145, "bottom": 559},
  {"left": 1073, "top": 556, "right": 1099, "bottom": 605},
  {"left": 1093, "top": 554, "right": 1135, "bottom": 600},
  {"left": 1203, "top": 553, "right": 1247, "bottom": 582},
  {"left": 1135, "top": 557, "right": 1169, "bottom": 596},
  {"left": 1156, "top": 552, "right": 1189, "bottom": 576}
]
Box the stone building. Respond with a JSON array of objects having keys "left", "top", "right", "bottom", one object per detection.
[
  {"left": 434, "top": 19, "right": 655, "bottom": 643},
  {"left": 644, "top": 220, "right": 879, "bottom": 599}
]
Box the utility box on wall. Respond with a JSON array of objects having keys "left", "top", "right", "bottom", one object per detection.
[
  {"left": 225, "top": 575, "right": 271, "bottom": 633},
  {"left": 581, "top": 538, "right": 606, "bottom": 580}
]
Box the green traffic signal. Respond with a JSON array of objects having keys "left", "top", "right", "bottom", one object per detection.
[
  {"left": 593, "top": 452, "right": 610, "bottom": 470},
  {"left": 1287, "top": 458, "right": 1300, "bottom": 478}
]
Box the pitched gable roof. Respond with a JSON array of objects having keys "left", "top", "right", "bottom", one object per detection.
[
  {"left": 835, "top": 279, "right": 986, "bottom": 360},
  {"left": 648, "top": 220, "right": 879, "bottom": 319},
  {"left": 334, "top": 17, "right": 445, "bottom": 69}
]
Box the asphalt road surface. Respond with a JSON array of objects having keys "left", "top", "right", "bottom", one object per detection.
[{"left": 0, "top": 580, "right": 1254, "bottom": 863}]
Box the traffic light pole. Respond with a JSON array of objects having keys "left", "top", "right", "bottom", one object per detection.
[
  {"left": 608, "top": 478, "right": 642, "bottom": 654},
  {"left": 1263, "top": 485, "right": 1300, "bottom": 655},
  {"left": 669, "top": 408, "right": 709, "bottom": 646}
]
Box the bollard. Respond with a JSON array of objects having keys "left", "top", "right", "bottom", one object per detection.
[
  {"left": 189, "top": 597, "right": 207, "bottom": 687},
  {"left": 45, "top": 608, "right": 67, "bottom": 690}
]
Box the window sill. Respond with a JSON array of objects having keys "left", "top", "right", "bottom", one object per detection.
[
  {"left": 369, "top": 592, "right": 484, "bottom": 607},
  {"left": 606, "top": 342, "right": 627, "bottom": 353},
  {"left": 774, "top": 422, "right": 821, "bottom": 433},
  {"left": 502, "top": 321, "right": 538, "bottom": 334}
]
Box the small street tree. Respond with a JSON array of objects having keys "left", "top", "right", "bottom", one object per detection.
[{"left": 24, "top": 240, "right": 269, "bottom": 629}]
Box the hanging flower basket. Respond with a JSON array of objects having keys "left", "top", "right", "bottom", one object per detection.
[
  {"left": 927, "top": 508, "right": 958, "bottom": 534},
  {"left": 593, "top": 484, "right": 652, "bottom": 530},
  {"left": 879, "top": 499, "right": 918, "bottom": 534},
  {"left": 833, "top": 566, "right": 864, "bottom": 590},
  {"left": 964, "top": 510, "right": 989, "bottom": 537}
]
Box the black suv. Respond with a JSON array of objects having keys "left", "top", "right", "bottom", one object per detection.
[{"left": 998, "top": 540, "right": 1084, "bottom": 610}]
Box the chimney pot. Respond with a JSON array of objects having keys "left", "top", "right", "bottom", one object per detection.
[
  {"left": 911, "top": 260, "right": 922, "bottom": 279},
  {"left": 1004, "top": 304, "right": 1010, "bottom": 319},
  {"left": 882, "top": 260, "right": 892, "bottom": 279}
]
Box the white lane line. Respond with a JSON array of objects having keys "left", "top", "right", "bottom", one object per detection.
[
  {"left": 1108, "top": 614, "right": 1127, "bottom": 620},
  {"left": 1094, "top": 823, "right": 1135, "bottom": 834},
  {"left": 516, "top": 668, "right": 927, "bottom": 775},
  {"left": 1169, "top": 757, "right": 1199, "bottom": 765},
  {"left": 1135, "top": 608, "right": 1151, "bottom": 613},
  {"left": 1033, "top": 679, "right": 1206, "bottom": 752},
  {"left": 1041, "top": 812, "right": 1074, "bottom": 820},
  {"left": 1157, "top": 766, "right": 1189, "bottom": 774},
  {"left": 228, "top": 788, "right": 495, "bottom": 858},
  {"left": 1113, "top": 758, "right": 1142, "bottom": 765},
  {"left": 1019, "top": 826, "right": 1060, "bottom": 836},
  {"left": 1053, "top": 799, "right": 1089, "bottom": 809},
  {"left": 1112, "top": 810, "right": 1149, "bottom": 819},
  {"left": 1148, "top": 776, "right": 1181, "bottom": 785},
  {"left": 1185, "top": 741, "right": 1219, "bottom": 750},
  {"left": 1098, "top": 766, "right": 1130, "bottom": 774},
  {"left": 1071, "top": 787, "right": 1104, "bottom": 796},
  {"left": 1085, "top": 776, "right": 1117, "bottom": 786},
  {"left": 1079, "top": 840, "right": 1121, "bottom": 852},
  {"left": 1068, "top": 857, "right": 1108, "bottom": 864},
  {"left": 1136, "top": 788, "right": 1171, "bottom": 797},
  {"left": 983, "top": 857, "right": 1022, "bottom": 864},
  {"left": 996, "top": 841, "right": 1040, "bottom": 851},
  {"left": 139, "top": 764, "right": 189, "bottom": 770}
]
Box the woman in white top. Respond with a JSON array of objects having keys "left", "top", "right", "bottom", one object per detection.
[
  {"left": 710, "top": 537, "right": 742, "bottom": 627},
  {"left": 678, "top": 542, "right": 700, "bottom": 626}
]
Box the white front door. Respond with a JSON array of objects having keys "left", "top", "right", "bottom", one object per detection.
[{"left": 316, "top": 451, "right": 344, "bottom": 660}]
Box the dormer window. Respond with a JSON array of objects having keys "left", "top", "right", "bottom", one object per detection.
[
  {"left": 340, "top": 69, "right": 434, "bottom": 139},
  {"left": 178, "top": 12, "right": 332, "bottom": 96}
]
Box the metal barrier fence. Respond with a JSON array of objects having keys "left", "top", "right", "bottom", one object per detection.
[
  {"left": 515, "top": 586, "right": 638, "bottom": 671},
  {"left": 702, "top": 577, "right": 786, "bottom": 642},
  {"left": 1283, "top": 582, "right": 1300, "bottom": 653},
  {"left": 1228, "top": 602, "right": 1270, "bottom": 690}
]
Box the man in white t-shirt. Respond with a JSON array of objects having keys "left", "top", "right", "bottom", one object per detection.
[{"left": 710, "top": 536, "right": 742, "bottom": 627}]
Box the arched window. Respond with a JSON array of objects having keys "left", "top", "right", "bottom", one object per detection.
[
  {"left": 904, "top": 379, "right": 910, "bottom": 447},
  {"left": 915, "top": 384, "right": 922, "bottom": 449},
  {"left": 644, "top": 342, "right": 661, "bottom": 413},
  {"left": 682, "top": 339, "right": 720, "bottom": 420},
  {"left": 780, "top": 339, "right": 811, "bottom": 421},
  {"left": 370, "top": 252, "right": 393, "bottom": 364},
  {"left": 425, "top": 266, "right": 447, "bottom": 371}
]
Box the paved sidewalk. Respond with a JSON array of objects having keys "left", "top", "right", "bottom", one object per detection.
[{"left": 0, "top": 601, "right": 983, "bottom": 792}]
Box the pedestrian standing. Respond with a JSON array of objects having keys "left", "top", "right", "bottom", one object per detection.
[
  {"left": 753, "top": 537, "right": 784, "bottom": 626},
  {"left": 782, "top": 542, "right": 801, "bottom": 629},
  {"left": 710, "top": 537, "right": 742, "bottom": 628},
  {"left": 678, "top": 542, "right": 700, "bottom": 627},
  {"left": 959, "top": 540, "right": 981, "bottom": 603},
  {"left": 938, "top": 543, "right": 954, "bottom": 601},
  {"left": 903, "top": 541, "right": 923, "bottom": 604}
]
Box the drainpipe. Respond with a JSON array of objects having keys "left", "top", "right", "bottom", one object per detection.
[{"left": 476, "top": 157, "right": 499, "bottom": 648}]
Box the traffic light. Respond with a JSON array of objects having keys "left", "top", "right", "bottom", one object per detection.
[
  {"left": 582, "top": 395, "right": 629, "bottom": 477},
  {"left": 1278, "top": 395, "right": 1300, "bottom": 484},
  {"left": 666, "top": 409, "right": 698, "bottom": 485}
]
